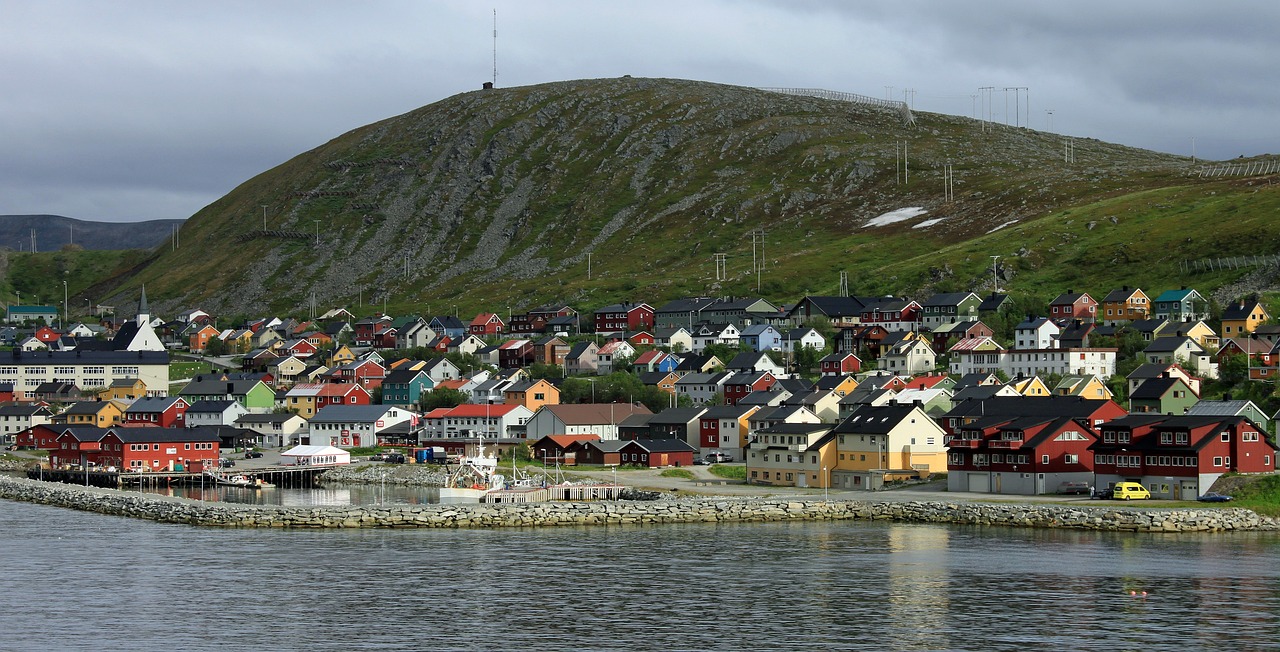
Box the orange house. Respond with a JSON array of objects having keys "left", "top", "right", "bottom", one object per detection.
[
  {"left": 504, "top": 379, "right": 560, "bottom": 412},
  {"left": 189, "top": 325, "right": 221, "bottom": 353}
]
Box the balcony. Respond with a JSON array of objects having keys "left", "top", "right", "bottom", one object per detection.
[
  {"left": 949, "top": 439, "right": 983, "bottom": 448},
  {"left": 988, "top": 438, "right": 1024, "bottom": 450}
]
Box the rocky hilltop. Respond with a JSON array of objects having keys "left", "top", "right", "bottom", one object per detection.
[{"left": 118, "top": 77, "right": 1219, "bottom": 316}]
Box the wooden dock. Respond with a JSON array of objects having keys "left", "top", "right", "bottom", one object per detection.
[{"left": 28, "top": 465, "right": 330, "bottom": 489}]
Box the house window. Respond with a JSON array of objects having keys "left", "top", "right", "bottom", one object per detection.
[
  {"left": 1041, "top": 454, "right": 1049, "bottom": 464},
  {"left": 1221, "top": 433, "right": 1230, "bottom": 442},
  {"left": 1064, "top": 454, "right": 1079, "bottom": 464},
  {"left": 1213, "top": 456, "right": 1223, "bottom": 467}
]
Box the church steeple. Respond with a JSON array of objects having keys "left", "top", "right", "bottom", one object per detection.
[{"left": 138, "top": 285, "right": 149, "bottom": 319}]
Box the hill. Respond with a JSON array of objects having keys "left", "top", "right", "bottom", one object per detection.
[
  {"left": 0, "top": 215, "right": 183, "bottom": 252},
  {"left": 95, "top": 77, "right": 1280, "bottom": 317}
]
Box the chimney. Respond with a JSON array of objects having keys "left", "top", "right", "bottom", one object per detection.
[{"left": 1224, "top": 392, "right": 1232, "bottom": 402}]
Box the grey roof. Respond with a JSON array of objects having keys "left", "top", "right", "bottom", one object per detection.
[
  {"left": 236, "top": 413, "right": 302, "bottom": 424},
  {"left": 185, "top": 399, "right": 241, "bottom": 414},
  {"left": 833, "top": 403, "right": 922, "bottom": 434},
  {"left": 1184, "top": 400, "right": 1258, "bottom": 417},
  {"left": 4, "top": 349, "right": 168, "bottom": 364},
  {"left": 124, "top": 397, "right": 185, "bottom": 412},
  {"left": 647, "top": 407, "right": 708, "bottom": 425},
  {"left": 311, "top": 405, "right": 399, "bottom": 423}
]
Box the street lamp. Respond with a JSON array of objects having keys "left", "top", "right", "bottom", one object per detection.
[
  {"left": 62, "top": 280, "right": 67, "bottom": 329},
  {"left": 822, "top": 466, "right": 828, "bottom": 501}
]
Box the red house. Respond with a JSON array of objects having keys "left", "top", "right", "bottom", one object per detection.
[
  {"left": 469, "top": 313, "right": 505, "bottom": 336},
  {"left": 49, "top": 426, "right": 222, "bottom": 472},
  {"left": 34, "top": 326, "right": 61, "bottom": 344},
  {"left": 497, "top": 339, "right": 534, "bottom": 369},
  {"left": 819, "top": 352, "right": 862, "bottom": 376},
  {"left": 509, "top": 304, "right": 575, "bottom": 335},
  {"left": 324, "top": 359, "right": 386, "bottom": 391},
  {"left": 353, "top": 315, "right": 392, "bottom": 346},
  {"left": 1050, "top": 291, "right": 1098, "bottom": 321},
  {"left": 1091, "top": 414, "right": 1278, "bottom": 499},
  {"left": 627, "top": 331, "right": 655, "bottom": 347},
  {"left": 593, "top": 303, "right": 655, "bottom": 333},
  {"left": 314, "top": 383, "right": 373, "bottom": 409},
  {"left": 722, "top": 371, "right": 776, "bottom": 406},
  {"left": 530, "top": 434, "right": 600, "bottom": 465},
  {"left": 121, "top": 396, "right": 190, "bottom": 428}
]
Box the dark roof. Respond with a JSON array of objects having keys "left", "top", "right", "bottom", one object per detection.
[
  {"left": 1143, "top": 337, "right": 1198, "bottom": 354},
  {"left": 952, "top": 385, "right": 1012, "bottom": 402},
  {"left": 1129, "top": 377, "right": 1189, "bottom": 400},
  {"left": 942, "top": 395, "right": 1113, "bottom": 420},
  {"left": 629, "top": 438, "right": 698, "bottom": 453},
  {"left": 236, "top": 413, "right": 302, "bottom": 424},
  {"left": 774, "top": 378, "right": 814, "bottom": 394},
  {"left": 922, "top": 292, "right": 977, "bottom": 308},
  {"left": 384, "top": 368, "right": 429, "bottom": 385},
  {"left": 755, "top": 423, "right": 832, "bottom": 436},
  {"left": 185, "top": 399, "right": 241, "bottom": 414},
  {"left": 106, "top": 426, "right": 224, "bottom": 443},
  {"left": 833, "top": 403, "right": 921, "bottom": 434},
  {"left": 0, "top": 404, "right": 51, "bottom": 417},
  {"left": 5, "top": 349, "right": 168, "bottom": 364},
  {"left": 124, "top": 397, "right": 185, "bottom": 412},
  {"left": 701, "top": 404, "right": 758, "bottom": 419},
  {"left": 978, "top": 293, "right": 1010, "bottom": 312},
  {"left": 1222, "top": 301, "right": 1264, "bottom": 320}
]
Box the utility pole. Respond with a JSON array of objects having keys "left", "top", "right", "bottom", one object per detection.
[
  {"left": 713, "top": 253, "right": 727, "bottom": 281},
  {"left": 261, "top": 204, "right": 268, "bottom": 231},
  {"left": 839, "top": 271, "right": 849, "bottom": 296},
  {"left": 990, "top": 255, "right": 1001, "bottom": 293},
  {"left": 1045, "top": 109, "right": 1054, "bottom": 132},
  {"left": 587, "top": 252, "right": 592, "bottom": 280}
]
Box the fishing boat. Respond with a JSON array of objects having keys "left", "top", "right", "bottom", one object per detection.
[
  {"left": 205, "top": 471, "right": 274, "bottom": 489},
  {"left": 438, "top": 442, "right": 505, "bottom": 502}
]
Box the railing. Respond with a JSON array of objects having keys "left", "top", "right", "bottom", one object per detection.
[
  {"left": 988, "top": 439, "right": 1023, "bottom": 449},
  {"left": 1194, "top": 159, "right": 1280, "bottom": 178},
  {"left": 759, "top": 87, "right": 915, "bottom": 125},
  {"left": 949, "top": 439, "right": 982, "bottom": 448}
]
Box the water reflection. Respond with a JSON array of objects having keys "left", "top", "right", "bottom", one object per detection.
[{"left": 138, "top": 482, "right": 443, "bottom": 506}]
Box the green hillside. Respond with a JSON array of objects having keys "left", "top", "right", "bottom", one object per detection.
[{"left": 51, "top": 77, "right": 1280, "bottom": 316}]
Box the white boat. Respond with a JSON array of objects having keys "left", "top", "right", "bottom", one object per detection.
[
  {"left": 438, "top": 442, "right": 505, "bottom": 502},
  {"left": 205, "top": 471, "right": 274, "bottom": 489}
]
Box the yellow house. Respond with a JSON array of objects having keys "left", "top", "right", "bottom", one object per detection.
[
  {"left": 1221, "top": 300, "right": 1270, "bottom": 337},
  {"left": 1156, "top": 320, "right": 1220, "bottom": 349},
  {"left": 327, "top": 345, "right": 356, "bottom": 367},
  {"left": 1009, "top": 375, "right": 1051, "bottom": 397},
  {"left": 503, "top": 378, "right": 560, "bottom": 412},
  {"left": 745, "top": 423, "right": 833, "bottom": 487},
  {"left": 1101, "top": 287, "right": 1150, "bottom": 324},
  {"left": 826, "top": 403, "right": 949, "bottom": 490},
  {"left": 104, "top": 378, "right": 148, "bottom": 401},
  {"left": 57, "top": 400, "right": 126, "bottom": 427},
  {"left": 1053, "top": 374, "right": 1113, "bottom": 400},
  {"left": 816, "top": 374, "right": 859, "bottom": 398}
]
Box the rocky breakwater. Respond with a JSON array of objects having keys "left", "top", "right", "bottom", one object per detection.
[{"left": 2, "top": 475, "right": 1277, "bottom": 532}]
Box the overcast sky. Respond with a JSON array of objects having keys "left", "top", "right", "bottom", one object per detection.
[{"left": 3, "top": 1, "right": 1277, "bottom": 222}]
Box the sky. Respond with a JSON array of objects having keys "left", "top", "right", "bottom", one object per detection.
[{"left": 3, "top": 1, "right": 1278, "bottom": 223}]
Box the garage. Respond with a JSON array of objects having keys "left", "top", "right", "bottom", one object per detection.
[{"left": 966, "top": 472, "right": 990, "bottom": 493}]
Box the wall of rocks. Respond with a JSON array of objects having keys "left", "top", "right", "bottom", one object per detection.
[{"left": 1, "top": 475, "right": 1276, "bottom": 532}]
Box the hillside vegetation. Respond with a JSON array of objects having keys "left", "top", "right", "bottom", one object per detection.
[{"left": 56, "top": 77, "right": 1280, "bottom": 316}]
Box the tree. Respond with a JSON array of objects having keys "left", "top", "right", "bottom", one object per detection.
[
  {"left": 204, "top": 337, "right": 227, "bottom": 357},
  {"left": 418, "top": 387, "right": 469, "bottom": 411}
]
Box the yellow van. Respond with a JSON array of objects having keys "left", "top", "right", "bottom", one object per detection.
[{"left": 1113, "top": 482, "right": 1151, "bottom": 500}]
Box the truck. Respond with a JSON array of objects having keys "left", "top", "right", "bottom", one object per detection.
[{"left": 414, "top": 446, "right": 448, "bottom": 465}]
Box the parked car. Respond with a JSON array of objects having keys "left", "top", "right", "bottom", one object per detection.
[
  {"left": 218, "top": 458, "right": 235, "bottom": 468},
  {"left": 244, "top": 450, "right": 263, "bottom": 459},
  {"left": 1091, "top": 486, "right": 1114, "bottom": 500},
  {"left": 368, "top": 453, "right": 386, "bottom": 461},
  {"left": 1197, "top": 492, "right": 1233, "bottom": 503},
  {"left": 1113, "top": 482, "right": 1151, "bottom": 501},
  {"left": 704, "top": 452, "right": 733, "bottom": 464},
  {"left": 383, "top": 453, "right": 406, "bottom": 464},
  {"left": 1058, "top": 481, "right": 1090, "bottom": 495}
]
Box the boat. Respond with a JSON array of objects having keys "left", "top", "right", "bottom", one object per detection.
[
  {"left": 438, "top": 442, "right": 505, "bottom": 502},
  {"left": 205, "top": 471, "right": 274, "bottom": 489}
]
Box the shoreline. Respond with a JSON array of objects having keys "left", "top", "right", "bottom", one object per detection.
[{"left": 1, "top": 475, "right": 1276, "bottom": 532}]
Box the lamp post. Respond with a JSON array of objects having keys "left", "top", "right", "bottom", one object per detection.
[
  {"left": 822, "top": 466, "right": 828, "bottom": 501},
  {"left": 62, "top": 280, "right": 67, "bottom": 329}
]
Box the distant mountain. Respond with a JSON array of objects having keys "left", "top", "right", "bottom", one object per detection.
[{"left": 0, "top": 215, "right": 184, "bottom": 252}]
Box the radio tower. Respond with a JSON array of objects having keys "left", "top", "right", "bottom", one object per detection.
[{"left": 492, "top": 9, "right": 497, "bottom": 87}]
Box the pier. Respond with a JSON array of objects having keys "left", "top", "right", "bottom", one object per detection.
[{"left": 27, "top": 465, "right": 331, "bottom": 489}]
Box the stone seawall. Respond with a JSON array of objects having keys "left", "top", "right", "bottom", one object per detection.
[{"left": 2, "top": 476, "right": 1276, "bottom": 532}]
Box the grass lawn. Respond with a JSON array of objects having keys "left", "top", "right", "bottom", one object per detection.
[
  {"left": 660, "top": 468, "right": 695, "bottom": 480},
  {"left": 709, "top": 464, "right": 746, "bottom": 480},
  {"left": 169, "top": 360, "right": 212, "bottom": 381}
]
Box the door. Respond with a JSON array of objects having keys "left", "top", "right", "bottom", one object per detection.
[
  {"left": 797, "top": 472, "right": 807, "bottom": 488},
  {"left": 994, "top": 473, "right": 1002, "bottom": 493},
  {"left": 967, "top": 473, "right": 990, "bottom": 492}
]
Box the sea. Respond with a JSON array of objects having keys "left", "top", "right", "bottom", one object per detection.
[{"left": 3, "top": 494, "right": 1278, "bottom": 651}]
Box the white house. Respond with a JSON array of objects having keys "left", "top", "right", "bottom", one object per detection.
[
  {"left": 310, "top": 404, "right": 416, "bottom": 448},
  {"left": 1014, "top": 317, "right": 1060, "bottom": 350}
]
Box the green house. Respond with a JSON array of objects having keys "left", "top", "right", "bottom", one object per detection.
[
  {"left": 1128, "top": 376, "right": 1198, "bottom": 415},
  {"left": 178, "top": 377, "right": 277, "bottom": 411}
]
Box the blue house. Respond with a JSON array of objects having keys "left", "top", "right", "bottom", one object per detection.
[
  {"left": 380, "top": 367, "right": 435, "bottom": 408},
  {"left": 428, "top": 315, "right": 467, "bottom": 339},
  {"left": 740, "top": 324, "right": 783, "bottom": 352},
  {"left": 1152, "top": 288, "right": 1208, "bottom": 322}
]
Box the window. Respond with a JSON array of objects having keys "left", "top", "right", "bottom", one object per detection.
[
  {"left": 1221, "top": 433, "right": 1230, "bottom": 442},
  {"left": 1041, "top": 454, "right": 1049, "bottom": 464},
  {"left": 1064, "top": 454, "right": 1079, "bottom": 464},
  {"left": 1213, "top": 456, "right": 1223, "bottom": 467}
]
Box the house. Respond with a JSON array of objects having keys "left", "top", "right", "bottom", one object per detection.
[
  {"left": 1049, "top": 291, "right": 1098, "bottom": 322},
  {"left": 310, "top": 404, "right": 417, "bottom": 448},
  {"left": 529, "top": 434, "right": 600, "bottom": 465},
  {"left": 602, "top": 438, "right": 697, "bottom": 468},
  {"left": 784, "top": 296, "right": 870, "bottom": 329},
  {"left": 280, "top": 444, "right": 351, "bottom": 467},
  {"left": 564, "top": 341, "right": 600, "bottom": 375},
  {"left": 531, "top": 336, "right": 570, "bottom": 366},
  {"left": 1221, "top": 299, "right": 1270, "bottom": 338},
  {"left": 652, "top": 327, "right": 694, "bottom": 353},
  {"left": 947, "top": 411, "right": 1102, "bottom": 495},
  {"left": 34, "top": 382, "right": 83, "bottom": 403},
  {"left": 739, "top": 324, "right": 783, "bottom": 352},
  {"left": 782, "top": 327, "right": 826, "bottom": 352},
  {"left": 469, "top": 313, "right": 505, "bottom": 336},
  {"left": 395, "top": 318, "right": 437, "bottom": 350},
  {"left": 55, "top": 400, "right": 126, "bottom": 428},
  {"left": 1053, "top": 374, "right": 1113, "bottom": 401},
  {"left": 1127, "top": 363, "right": 1201, "bottom": 397},
  {"left": 820, "top": 352, "right": 862, "bottom": 376},
  {"left": 235, "top": 412, "right": 308, "bottom": 448},
  {"left": 920, "top": 292, "right": 982, "bottom": 329},
  {"left": 1014, "top": 317, "right": 1060, "bottom": 350},
  {"left": 509, "top": 304, "right": 576, "bottom": 336},
  {"left": 878, "top": 337, "right": 936, "bottom": 375},
  {"left": 1091, "top": 415, "right": 1278, "bottom": 499},
  {"left": 698, "top": 404, "right": 759, "bottom": 454},
  {"left": 283, "top": 383, "right": 372, "bottom": 419},
  {"left": 616, "top": 412, "right": 654, "bottom": 440},
  {"left": 49, "top": 426, "right": 222, "bottom": 472},
  {"left": 1128, "top": 375, "right": 1199, "bottom": 415},
  {"left": 1143, "top": 337, "right": 1218, "bottom": 379},
  {"left": 184, "top": 399, "right": 251, "bottom": 429},
  {"left": 122, "top": 396, "right": 190, "bottom": 428},
  {"left": 323, "top": 358, "right": 387, "bottom": 391},
  {"left": 1152, "top": 288, "right": 1208, "bottom": 322},
  {"left": 1008, "top": 375, "right": 1052, "bottom": 397},
  {"left": 379, "top": 368, "right": 434, "bottom": 408},
  {"left": 702, "top": 297, "right": 782, "bottom": 327},
  {"left": 673, "top": 372, "right": 731, "bottom": 406},
  {"left": 523, "top": 403, "right": 652, "bottom": 441},
  {"left": 1056, "top": 320, "right": 1096, "bottom": 349},
  {"left": 427, "top": 316, "right": 467, "bottom": 339},
  {"left": 722, "top": 371, "right": 777, "bottom": 406},
  {"left": 930, "top": 321, "right": 994, "bottom": 354},
  {"left": 6, "top": 304, "right": 59, "bottom": 324},
  {"left": 0, "top": 404, "right": 53, "bottom": 447},
  {"left": 1216, "top": 337, "right": 1274, "bottom": 379},
  {"left": 653, "top": 297, "right": 721, "bottom": 330},
  {"left": 725, "top": 351, "right": 785, "bottom": 376},
  {"left": 104, "top": 378, "right": 149, "bottom": 401},
  {"left": 814, "top": 374, "right": 859, "bottom": 398},
  {"left": 745, "top": 422, "right": 835, "bottom": 487},
  {"left": 595, "top": 340, "right": 635, "bottom": 375},
  {"left": 691, "top": 323, "right": 740, "bottom": 353},
  {"left": 3, "top": 349, "right": 170, "bottom": 401},
  {"left": 637, "top": 407, "right": 708, "bottom": 448},
  {"left": 189, "top": 325, "right": 222, "bottom": 353},
  {"left": 1101, "top": 287, "right": 1150, "bottom": 324},
  {"left": 496, "top": 339, "right": 534, "bottom": 369},
  {"left": 503, "top": 378, "right": 560, "bottom": 412},
  {"left": 178, "top": 377, "right": 276, "bottom": 412},
  {"left": 787, "top": 388, "right": 846, "bottom": 423},
  {"left": 639, "top": 371, "right": 680, "bottom": 395},
  {"left": 826, "top": 402, "right": 950, "bottom": 489},
  {"left": 1184, "top": 399, "right": 1271, "bottom": 429},
  {"left": 593, "top": 303, "right": 655, "bottom": 333},
  {"left": 859, "top": 299, "right": 922, "bottom": 332},
  {"left": 633, "top": 350, "right": 679, "bottom": 373},
  {"left": 746, "top": 404, "right": 822, "bottom": 438},
  {"left": 672, "top": 354, "right": 723, "bottom": 376},
  {"left": 421, "top": 357, "right": 462, "bottom": 384},
  {"left": 353, "top": 315, "right": 392, "bottom": 346}
]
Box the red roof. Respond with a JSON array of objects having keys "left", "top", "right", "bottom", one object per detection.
[
  {"left": 444, "top": 404, "right": 522, "bottom": 418},
  {"left": 470, "top": 313, "right": 500, "bottom": 326}
]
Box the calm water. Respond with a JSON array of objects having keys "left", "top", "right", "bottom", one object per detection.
[
  {"left": 3, "top": 499, "right": 1279, "bottom": 651},
  {"left": 136, "top": 482, "right": 446, "bottom": 506}
]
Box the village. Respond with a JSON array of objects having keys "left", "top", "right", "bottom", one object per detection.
[{"left": 2, "top": 283, "right": 1278, "bottom": 501}]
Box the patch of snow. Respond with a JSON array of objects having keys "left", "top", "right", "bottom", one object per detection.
[
  {"left": 987, "top": 219, "right": 1019, "bottom": 234},
  {"left": 865, "top": 206, "right": 927, "bottom": 228},
  {"left": 913, "top": 217, "right": 946, "bottom": 229}
]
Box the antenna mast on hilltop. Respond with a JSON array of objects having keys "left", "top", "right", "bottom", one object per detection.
[{"left": 492, "top": 9, "right": 498, "bottom": 87}]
